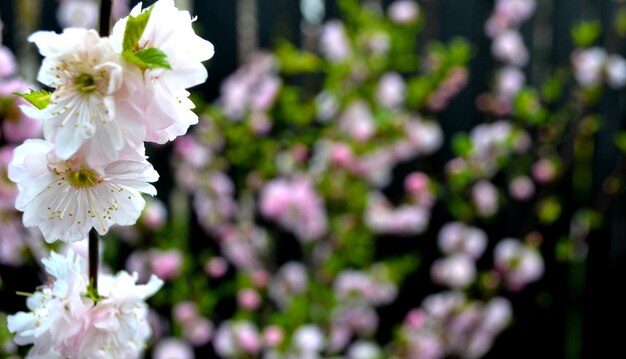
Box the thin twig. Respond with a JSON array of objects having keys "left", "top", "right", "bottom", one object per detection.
[{"left": 89, "top": 228, "right": 99, "bottom": 291}]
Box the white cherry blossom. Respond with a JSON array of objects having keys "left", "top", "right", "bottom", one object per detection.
[
  {"left": 8, "top": 139, "right": 158, "bottom": 243},
  {"left": 111, "top": 0, "right": 215, "bottom": 143},
  {"left": 25, "top": 28, "right": 140, "bottom": 166}
]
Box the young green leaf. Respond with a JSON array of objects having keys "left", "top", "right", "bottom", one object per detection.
[
  {"left": 13, "top": 89, "right": 53, "bottom": 110},
  {"left": 122, "top": 7, "right": 153, "bottom": 52},
  {"left": 123, "top": 48, "right": 172, "bottom": 70}
]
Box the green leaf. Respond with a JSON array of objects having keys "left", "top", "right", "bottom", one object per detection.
[
  {"left": 615, "top": 131, "right": 626, "bottom": 154},
  {"left": 123, "top": 48, "right": 172, "bottom": 70},
  {"left": 14, "top": 89, "right": 53, "bottom": 110},
  {"left": 122, "top": 7, "right": 153, "bottom": 52},
  {"left": 571, "top": 21, "right": 601, "bottom": 48},
  {"left": 451, "top": 133, "right": 473, "bottom": 156}
]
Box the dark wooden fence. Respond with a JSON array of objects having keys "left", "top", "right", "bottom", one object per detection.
[{"left": 1, "top": 1, "right": 625, "bottom": 358}]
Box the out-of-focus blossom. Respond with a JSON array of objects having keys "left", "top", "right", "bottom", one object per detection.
[
  {"left": 184, "top": 317, "right": 214, "bottom": 347},
  {"left": 388, "top": 1, "right": 420, "bottom": 24},
  {"left": 431, "top": 254, "right": 477, "bottom": 289},
  {"left": 532, "top": 158, "right": 557, "bottom": 184},
  {"left": 218, "top": 224, "right": 269, "bottom": 271},
  {"left": 494, "top": 238, "right": 544, "bottom": 291},
  {"left": 339, "top": 101, "right": 376, "bottom": 142},
  {"left": 376, "top": 72, "right": 406, "bottom": 109},
  {"left": 213, "top": 321, "right": 262, "bottom": 358},
  {"left": 509, "top": 175, "right": 535, "bottom": 201},
  {"left": 259, "top": 176, "right": 328, "bottom": 241},
  {"left": 238, "top": 288, "right": 262, "bottom": 310},
  {"left": 149, "top": 249, "right": 183, "bottom": 281},
  {"left": 268, "top": 262, "right": 308, "bottom": 308},
  {"left": 397, "top": 292, "right": 513, "bottom": 359},
  {"left": 153, "top": 338, "right": 195, "bottom": 359},
  {"left": 204, "top": 256, "right": 229, "bottom": 278},
  {"left": 57, "top": 0, "right": 99, "bottom": 29},
  {"left": 496, "top": 66, "right": 525, "bottom": 97},
  {"left": 0, "top": 46, "right": 17, "bottom": 78},
  {"left": 364, "top": 192, "right": 430, "bottom": 235},
  {"left": 334, "top": 268, "right": 398, "bottom": 306},
  {"left": 472, "top": 180, "right": 499, "bottom": 217},
  {"left": 347, "top": 341, "right": 382, "bottom": 359},
  {"left": 320, "top": 21, "right": 351, "bottom": 62},
  {"left": 606, "top": 54, "right": 626, "bottom": 89},
  {"left": 141, "top": 198, "right": 168, "bottom": 230},
  {"left": 218, "top": 53, "right": 280, "bottom": 121},
  {"left": 492, "top": 30, "right": 528, "bottom": 66},
  {"left": 572, "top": 47, "right": 607, "bottom": 88},
  {"left": 404, "top": 117, "right": 444, "bottom": 155},
  {"left": 293, "top": 325, "right": 326, "bottom": 355},
  {"left": 263, "top": 326, "right": 284, "bottom": 347},
  {"left": 437, "top": 222, "right": 488, "bottom": 259},
  {"left": 194, "top": 172, "right": 237, "bottom": 233}
]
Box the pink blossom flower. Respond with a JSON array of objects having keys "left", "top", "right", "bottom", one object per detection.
[
  {"left": 532, "top": 158, "right": 557, "bottom": 183},
  {"left": 173, "top": 301, "right": 199, "bottom": 323},
  {"left": 204, "top": 256, "right": 229, "bottom": 278},
  {"left": 509, "top": 175, "right": 535, "bottom": 200},
  {"left": 0, "top": 46, "right": 17, "bottom": 77},
  {"left": 185, "top": 317, "right": 214, "bottom": 347},
  {"left": 263, "top": 326, "right": 284, "bottom": 347},
  {"left": 238, "top": 288, "right": 262, "bottom": 310},
  {"left": 259, "top": 176, "right": 328, "bottom": 241},
  {"left": 149, "top": 249, "right": 183, "bottom": 281}
]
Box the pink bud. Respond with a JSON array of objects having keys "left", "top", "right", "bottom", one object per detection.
[
  {"left": 251, "top": 269, "right": 269, "bottom": 288},
  {"left": 263, "top": 325, "right": 284, "bottom": 347},
  {"left": 173, "top": 301, "right": 198, "bottom": 323},
  {"left": 532, "top": 159, "right": 557, "bottom": 184},
  {"left": 404, "top": 172, "right": 429, "bottom": 195},
  {"left": 150, "top": 250, "right": 183, "bottom": 281},
  {"left": 205, "top": 257, "right": 228, "bottom": 279},
  {"left": 509, "top": 176, "right": 535, "bottom": 201},
  {"left": 405, "top": 309, "right": 426, "bottom": 329},
  {"left": 237, "top": 289, "right": 262, "bottom": 310}
]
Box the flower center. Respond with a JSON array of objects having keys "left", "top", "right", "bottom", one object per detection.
[
  {"left": 67, "top": 167, "right": 103, "bottom": 188},
  {"left": 74, "top": 73, "right": 97, "bottom": 95}
]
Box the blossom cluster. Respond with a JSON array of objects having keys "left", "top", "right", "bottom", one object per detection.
[
  {"left": 12, "top": 0, "right": 214, "bottom": 243},
  {"left": 3, "top": 0, "right": 213, "bottom": 357},
  {"left": 7, "top": 250, "right": 163, "bottom": 358}
]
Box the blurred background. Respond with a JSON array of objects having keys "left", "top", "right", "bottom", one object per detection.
[{"left": 1, "top": 0, "right": 626, "bottom": 358}]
